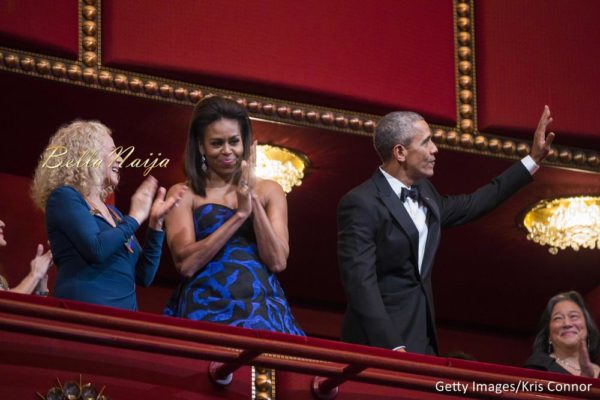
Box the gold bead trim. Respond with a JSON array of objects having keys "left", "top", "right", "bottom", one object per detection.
[
  {"left": 1, "top": 46, "right": 598, "bottom": 172},
  {"left": 252, "top": 366, "right": 275, "bottom": 400},
  {"left": 1, "top": 0, "right": 598, "bottom": 173},
  {"left": 79, "top": 0, "right": 100, "bottom": 68},
  {"left": 0, "top": 47, "right": 378, "bottom": 136},
  {"left": 431, "top": 126, "right": 599, "bottom": 171},
  {"left": 454, "top": 0, "right": 477, "bottom": 134}
]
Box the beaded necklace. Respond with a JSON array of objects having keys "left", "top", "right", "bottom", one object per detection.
[{"left": 552, "top": 354, "right": 581, "bottom": 372}]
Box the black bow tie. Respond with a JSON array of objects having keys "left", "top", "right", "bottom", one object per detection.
[{"left": 400, "top": 187, "right": 420, "bottom": 202}]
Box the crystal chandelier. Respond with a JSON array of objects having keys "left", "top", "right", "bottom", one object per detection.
[
  {"left": 523, "top": 196, "right": 600, "bottom": 254},
  {"left": 256, "top": 144, "right": 308, "bottom": 193}
]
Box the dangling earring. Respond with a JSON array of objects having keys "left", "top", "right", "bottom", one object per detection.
[
  {"left": 201, "top": 154, "right": 207, "bottom": 172},
  {"left": 548, "top": 339, "right": 553, "bottom": 354}
]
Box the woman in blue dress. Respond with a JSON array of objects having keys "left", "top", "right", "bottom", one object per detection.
[
  {"left": 164, "top": 96, "right": 303, "bottom": 335},
  {"left": 31, "top": 121, "right": 186, "bottom": 310}
]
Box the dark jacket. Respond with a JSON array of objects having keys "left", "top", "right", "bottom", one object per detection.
[{"left": 337, "top": 161, "right": 532, "bottom": 354}]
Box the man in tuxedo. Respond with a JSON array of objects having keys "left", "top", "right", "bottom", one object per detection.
[{"left": 337, "top": 107, "right": 554, "bottom": 355}]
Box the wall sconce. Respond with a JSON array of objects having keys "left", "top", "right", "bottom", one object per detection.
[
  {"left": 523, "top": 196, "right": 600, "bottom": 254},
  {"left": 256, "top": 144, "right": 309, "bottom": 193}
]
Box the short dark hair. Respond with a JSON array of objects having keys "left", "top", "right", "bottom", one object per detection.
[
  {"left": 532, "top": 291, "right": 600, "bottom": 362},
  {"left": 185, "top": 96, "right": 253, "bottom": 196},
  {"left": 373, "top": 111, "right": 424, "bottom": 162}
]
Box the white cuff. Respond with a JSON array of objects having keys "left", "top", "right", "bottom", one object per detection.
[
  {"left": 521, "top": 155, "right": 539, "bottom": 176},
  {"left": 393, "top": 345, "right": 406, "bottom": 351}
]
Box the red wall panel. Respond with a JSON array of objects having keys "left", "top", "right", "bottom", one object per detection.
[
  {"left": 476, "top": 0, "right": 600, "bottom": 149},
  {"left": 0, "top": 0, "right": 78, "bottom": 59},
  {"left": 102, "top": 0, "right": 456, "bottom": 124}
]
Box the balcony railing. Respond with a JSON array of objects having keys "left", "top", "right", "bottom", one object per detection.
[{"left": 1, "top": 291, "right": 598, "bottom": 399}]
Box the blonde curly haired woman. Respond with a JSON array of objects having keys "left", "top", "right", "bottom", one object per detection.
[{"left": 31, "top": 121, "right": 186, "bottom": 310}]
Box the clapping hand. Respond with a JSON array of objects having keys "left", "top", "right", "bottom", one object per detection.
[
  {"left": 530, "top": 105, "right": 556, "bottom": 164},
  {"left": 578, "top": 334, "right": 596, "bottom": 378},
  {"left": 130, "top": 176, "right": 188, "bottom": 229},
  {"left": 30, "top": 244, "right": 52, "bottom": 281},
  {"left": 237, "top": 141, "right": 257, "bottom": 218},
  {"left": 129, "top": 176, "right": 159, "bottom": 225},
  {"left": 149, "top": 184, "right": 188, "bottom": 231}
]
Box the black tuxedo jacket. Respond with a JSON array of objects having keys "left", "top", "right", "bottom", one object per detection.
[{"left": 337, "top": 161, "right": 532, "bottom": 354}]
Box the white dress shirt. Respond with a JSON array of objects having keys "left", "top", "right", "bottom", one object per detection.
[{"left": 379, "top": 168, "right": 428, "bottom": 273}]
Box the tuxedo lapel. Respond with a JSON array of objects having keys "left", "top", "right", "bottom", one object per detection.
[
  {"left": 414, "top": 182, "right": 440, "bottom": 279},
  {"left": 414, "top": 182, "right": 440, "bottom": 221},
  {"left": 372, "top": 170, "right": 420, "bottom": 269}
]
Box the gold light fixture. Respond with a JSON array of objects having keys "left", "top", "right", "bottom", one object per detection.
[
  {"left": 256, "top": 144, "right": 308, "bottom": 193},
  {"left": 523, "top": 196, "right": 600, "bottom": 254}
]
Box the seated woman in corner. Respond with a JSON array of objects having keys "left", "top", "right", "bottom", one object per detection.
[
  {"left": 525, "top": 291, "right": 600, "bottom": 378},
  {"left": 31, "top": 120, "right": 186, "bottom": 310},
  {"left": 0, "top": 218, "right": 52, "bottom": 295}
]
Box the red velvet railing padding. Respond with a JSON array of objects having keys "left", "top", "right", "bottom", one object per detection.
[
  {"left": 102, "top": 0, "right": 456, "bottom": 124},
  {"left": 475, "top": 1, "right": 600, "bottom": 149},
  {"left": 0, "top": 0, "right": 78, "bottom": 59},
  {"left": 277, "top": 371, "right": 458, "bottom": 400},
  {"left": 3, "top": 292, "right": 600, "bottom": 399},
  {"left": 0, "top": 329, "right": 254, "bottom": 399}
]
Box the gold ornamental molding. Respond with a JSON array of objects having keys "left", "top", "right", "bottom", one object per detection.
[
  {"left": 79, "top": 0, "right": 101, "bottom": 68},
  {"left": 431, "top": 127, "right": 599, "bottom": 170},
  {"left": 252, "top": 367, "right": 275, "bottom": 400},
  {"left": 448, "top": 0, "right": 598, "bottom": 172},
  {"left": 0, "top": 0, "right": 598, "bottom": 173},
  {"left": 36, "top": 375, "right": 108, "bottom": 400},
  {"left": 454, "top": 0, "right": 477, "bottom": 134},
  {"left": 0, "top": 45, "right": 381, "bottom": 136}
]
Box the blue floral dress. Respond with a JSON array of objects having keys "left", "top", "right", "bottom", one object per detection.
[{"left": 164, "top": 204, "right": 304, "bottom": 335}]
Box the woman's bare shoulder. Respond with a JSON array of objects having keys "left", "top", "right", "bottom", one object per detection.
[{"left": 256, "top": 179, "right": 285, "bottom": 196}]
